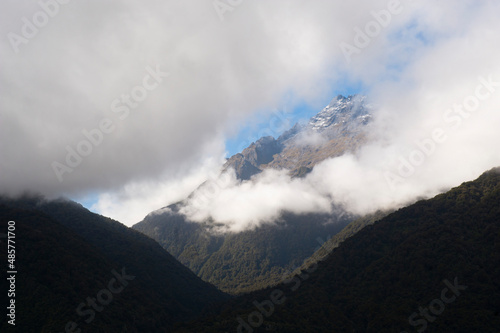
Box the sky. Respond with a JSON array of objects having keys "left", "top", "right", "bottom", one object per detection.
[
  {"left": 1, "top": 0, "right": 500, "bottom": 228},
  {"left": 224, "top": 83, "right": 362, "bottom": 156}
]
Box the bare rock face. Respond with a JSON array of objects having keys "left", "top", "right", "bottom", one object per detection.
[
  {"left": 223, "top": 95, "right": 373, "bottom": 180},
  {"left": 243, "top": 136, "right": 283, "bottom": 165},
  {"left": 222, "top": 136, "right": 283, "bottom": 180},
  {"left": 222, "top": 153, "right": 262, "bottom": 181}
]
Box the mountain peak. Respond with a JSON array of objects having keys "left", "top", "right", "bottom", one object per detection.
[
  {"left": 308, "top": 94, "right": 371, "bottom": 132},
  {"left": 223, "top": 94, "right": 372, "bottom": 180}
]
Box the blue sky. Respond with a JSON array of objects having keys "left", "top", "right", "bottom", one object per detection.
[
  {"left": 77, "top": 192, "right": 101, "bottom": 210},
  {"left": 225, "top": 82, "right": 365, "bottom": 157}
]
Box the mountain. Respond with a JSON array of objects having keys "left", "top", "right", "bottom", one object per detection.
[
  {"left": 133, "top": 95, "right": 371, "bottom": 294},
  {"left": 300, "top": 209, "right": 392, "bottom": 268},
  {"left": 0, "top": 196, "right": 228, "bottom": 332},
  {"left": 177, "top": 167, "right": 500, "bottom": 332},
  {"left": 223, "top": 136, "right": 282, "bottom": 180},
  {"left": 223, "top": 94, "right": 372, "bottom": 180},
  {"left": 134, "top": 207, "right": 351, "bottom": 294}
]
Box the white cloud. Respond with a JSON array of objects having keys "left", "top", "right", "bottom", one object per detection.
[
  {"left": 1, "top": 0, "right": 500, "bottom": 229},
  {"left": 91, "top": 152, "right": 226, "bottom": 225},
  {"left": 180, "top": 168, "right": 332, "bottom": 232},
  {"left": 0, "top": 0, "right": 355, "bottom": 197},
  {"left": 177, "top": 0, "right": 500, "bottom": 231}
]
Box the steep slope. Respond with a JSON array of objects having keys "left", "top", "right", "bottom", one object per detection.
[
  {"left": 223, "top": 136, "right": 283, "bottom": 180},
  {"left": 178, "top": 168, "right": 500, "bottom": 332},
  {"left": 267, "top": 94, "right": 372, "bottom": 173},
  {"left": 300, "top": 209, "right": 392, "bottom": 269},
  {"left": 132, "top": 203, "right": 226, "bottom": 275},
  {"left": 134, "top": 208, "right": 351, "bottom": 294},
  {"left": 223, "top": 94, "right": 372, "bottom": 180},
  {"left": 133, "top": 95, "right": 372, "bottom": 295},
  {"left": 0, "top": 196, "right": 228, "bottom": 332}
]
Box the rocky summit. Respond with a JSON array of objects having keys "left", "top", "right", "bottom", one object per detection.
[{"left": 223, "top": 94, "right": 374, "bottom": 180}]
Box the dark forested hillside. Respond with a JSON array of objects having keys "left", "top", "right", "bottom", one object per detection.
[
  {"left": 134, "top": 208, "right": 352, "bottom": 294},
  {"left": 177, "top": 168, "right": 500, "bottom": 332},
  {"left": 0, "top": 197, "right": 228, "bottom": 332},
  {"left": 299, "top": 210, "right": 391, "bottom": 268}
]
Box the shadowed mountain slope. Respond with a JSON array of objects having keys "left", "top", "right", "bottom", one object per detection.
[
  {"left": 177, "top": 168, "right": 500, "bottom": 332},
  {"left": 134, "top": 207, "right": 351, "bottom": 294},
  {"left": 0, "top": 196, "right": 228, "bottom": 332}
]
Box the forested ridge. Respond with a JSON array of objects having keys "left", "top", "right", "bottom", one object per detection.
[{"left": 176, "top": 168, "right": 500, "bottom": 332}]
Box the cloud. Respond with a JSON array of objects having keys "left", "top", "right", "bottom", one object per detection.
[
  {"left": 1, "top": 1, "right": 500, "bottom": 228},
  {"left": 0, "top": 0, "right": 353, "bottom": 197},
  {"left": 294, "top": 129, "right": 328, "bottom": 147},
  {"left": 90, "top": 148, "right": 226, "bottom": 225},
  {"left": 180, "top": 168, "right": 332, "bottom": 232},
  {"left": 177, "top": 0, "right": 500, "bottom": 231}
]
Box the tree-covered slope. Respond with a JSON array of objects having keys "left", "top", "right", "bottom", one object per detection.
[
  {"left": 134, "top": 209, "right": 351, "bottom": 294},
  {"left": 300, "top": 209, "right": 391, "bottom": 268},
  {"left": 177, "top": 168, "right": 500, "bottom": 332},
  {"left": 0, "top": 197, "right": 228, "bottom": 332}
]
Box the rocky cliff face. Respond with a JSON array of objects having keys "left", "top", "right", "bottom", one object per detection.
[
  {"left": 222, "top": 136, "right": 283, "bottom": 180},
  {"left": 223, "top": 95, "right": 373, "bottom": 179}
]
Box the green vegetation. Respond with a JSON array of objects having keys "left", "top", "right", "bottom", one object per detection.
[
  {"left": 177, "top": 168, "right": 500, "bottom": 332},
  {"left": 3, "top": 167, "right": 500, "bottom": 332},
  {"left": 301, "top": 209, "right": 391, "bottom": 268},
  {"left": 134, "top": 209, "right": 352, "bottom": 294}
]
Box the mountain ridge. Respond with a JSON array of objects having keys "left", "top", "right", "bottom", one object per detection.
[
  {"left": 222, "top": 94, "right": 372, "bottom": 180},
  {"left": 132, "top": 94, "right": 373, "bottom": 294},
  {"left": 177, "top": 167, "right": 500, "bottom": 332},
  {"left": 0, "top": 195, "right": 229, "bottom": 332}
]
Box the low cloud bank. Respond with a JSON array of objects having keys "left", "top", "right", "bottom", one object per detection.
[{"left": 2, "top": 1, "right": 500, "bottom": 228}]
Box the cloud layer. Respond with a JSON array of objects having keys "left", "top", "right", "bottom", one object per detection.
[{"left": 1, "top": 1, "right": 500, "bottom": 227}]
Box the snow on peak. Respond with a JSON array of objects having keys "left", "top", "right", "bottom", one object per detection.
[{"left": 308, "top": 95, "right": 372, "bottom": 132}]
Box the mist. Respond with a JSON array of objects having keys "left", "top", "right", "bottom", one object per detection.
[
  {"left": 178, "top": 0, "right": 500, "bottom": 231},
  {"left": 1, "top": 1, "right": 499, "bottom": 228}
]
